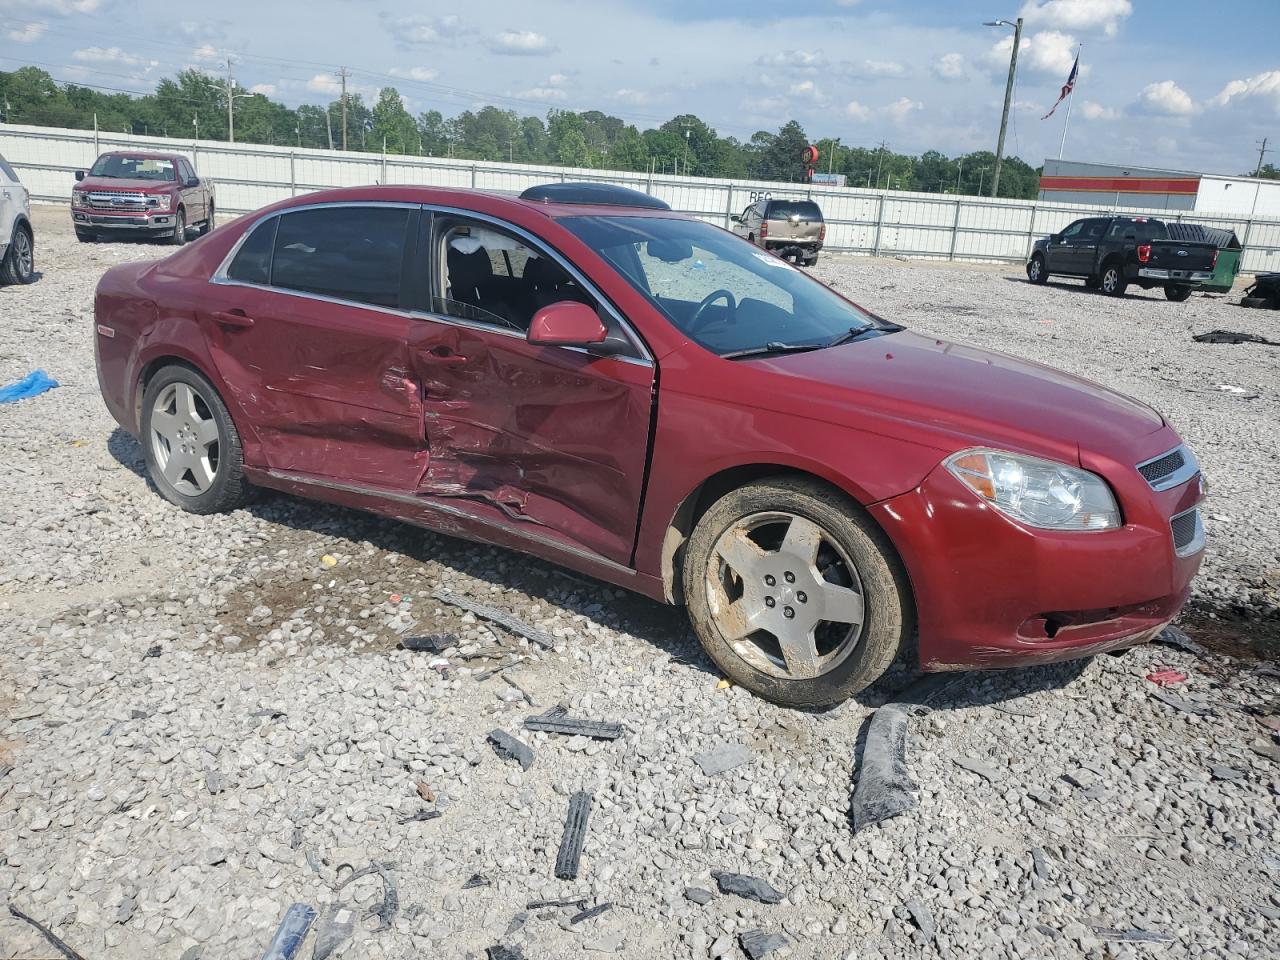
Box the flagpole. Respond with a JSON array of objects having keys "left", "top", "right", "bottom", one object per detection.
[{"left": 1058, "top": 44, "right": 1082, "bottom": 160}]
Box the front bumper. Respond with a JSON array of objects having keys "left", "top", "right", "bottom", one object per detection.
[
  {"left": 870, "top": 429, "right": 1205, "bottom": 671},
  {"left": 73, "top": 211, "right": 175, "bottom": 232},
  {"left": 1138, "top": 268, "right": 1212, "bottom": 282}
]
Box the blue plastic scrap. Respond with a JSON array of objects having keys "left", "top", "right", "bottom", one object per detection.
[
  {"left": 260, "top": 903, "right": 316, "bottom": 960},
  {"left": 0, "top": 370, "right": 59, "bottom": 404}
]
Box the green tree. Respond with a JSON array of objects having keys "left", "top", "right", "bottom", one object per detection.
[{"left": 371, "top": 87, "right": 418, "bottom": 153}]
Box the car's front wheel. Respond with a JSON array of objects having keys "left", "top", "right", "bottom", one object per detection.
[
  {"left": 1100, "top": 263, "right": 1127, "bottom": 297},
  {"left": 682, "top": 477, "right": 912, "bottom": 708},
  {"left": 1027, "top": 254, "right": 1047, "bottom": 284},
  {"left": 168, "top": 209, "right": 187, "bottom": 246},
  {"left": 1, "top": 225, "right": 35, "bottom": 285},
  {"left": 1165, "top": 284, "right": 1193, "bottom": 302},
  {"left": 141, "top": 365, "right": 249, "bottom": 514}
]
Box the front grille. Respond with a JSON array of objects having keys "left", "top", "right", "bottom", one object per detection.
[
  {"left": 86, "top": 191, "right": 157, "bottom": 212},
  {"left": 1139, "top": 448, "right": 1185, "bottom": 485},
  {"left": 1170, "top": 508, "right": 1203, "bottom": 556}
]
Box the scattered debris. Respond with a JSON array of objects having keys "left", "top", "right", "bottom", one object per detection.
[
  {"left": 1155, "top": 626, "right": 1207, "bottom": 657},
  {"left": 501, "top": 672, "right": 537, "bottom": 706},
  {"left": 504, "top": 913, "right": 529, "bottom": 937},
  {"left": 486, "top": 946, "right": 525, "bottom": 960},
  {"left": 739, "top": 928, "right": 790, "bottom": 959},
  {"left": 905, "top": 897, "right": 936, "bottom": 942},
  {"left": 289, "top": 826, "right": 301, "bottom": 850},
  {"left": 524, "top": 705, "right": 622, "bottom": 741},
  {"left": 415, "top": 780, "right": 436, "bottom": 803},
  {"left": 462, "top": 873, "right": 491, "bottom": 890},
  {"left": 320, "top": 554, "right": 338, "bottom": 568},
  {"left": 526, "top": 898, "right": 588, "bottom": 910},
  {"left": 311, "top": 904, "right": 354, "bottom": 960},
  {"left": 389, "top": 593, "right": 403, "bottom": 603},
  {"left": 570, "top": 902, "right": 613, "bottom": 924},
  {"left": 250, "top": 707, "right": 287, "bottom": 720},
  {"left": 714, "top": 871, "right": 784, "bottom": 905},
  {"left": 259, "top": 902, "right": 316, "bottom": 960},
  {"left": 1213, "top": 384, "right": 1256, "bottom": 397},
  {"left": 304, "top": 848, "right": 324, "bottom": 875},
  {"left": 401, "top": 633, "right": 455, "bottom": 653},
  {"left": 7, "top": 902, "right": 87, "bottom": 960},
  {"left": 1090, "top": 926, "right": 1174, "bottom": 943},
  {"left": 142, "top": 645, "right": 161, "bottom": 659},
  {"left": 1150, "top": 688, "right": 1215, "bottom": 716},
  {"left": 850, "top": 703, "right": 920, "bottom": 832},
  {"left": 693, "top": 742, "right": 753, "bottom": 776},
  {"left": 488, "top": 729, "right": 535, "bottom": 770},
  {"left": 685, "top": 887, "right": 714, "bottom": 905},
  {"left": 953, "top": 757, "right": 1000, "bottom": 782},
  {"left": 432, "top": 589, "right": 556, "bottom": 649},
  {"left": 1146, "top": 669, "right": 1188, "bottom": 687},
  {"left": 555, "top": 791, "right": 592, "bottom": 880},
  {"left": 1210, "top": 765, "right": 1245, "bottom": 781},
  {"left": 715, "top": 678, "right": 732, "bottom": 690},
  {"left": 0, "top": 369, "right": 59, "bottom": 404},
  {"left": 399, "top": 809, "right": 441, "bottom": 824},
  {"left": 1193, "top": 329, "right": 1280, "bottom": 345},
  {"left": 335, "top": 861, "right": 399, "bottom": 931}
]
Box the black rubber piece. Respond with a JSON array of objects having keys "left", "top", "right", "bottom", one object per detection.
[
  {"left": 740, "top": 929, "right": 790, "bottom": 959},
  {"left": 570, "top": 902, "right": 613, "bottom": 924},
  {"left": 401, "top": 633, "right": 456, "bottom": 652},
  {"left": 488, "top": 729, "right": 535, "bottom": 770},
  {"left": 399, "top": 809, "right": 442, "bottom": 824},
  {"left": 714, "top": 872, "right": 784, "bottom": 905},
  {"left": 524, "top": 705, "right": 622, "bottom": 741},
  {"left": 526, "top": 898, "right": 588, "bottom": 910},
  {"left": 7, "top": 903, "right": 87, "bottom": 960},
  {"left": 554, "top": 791, "right": 592, "bottom": 880},
  {"left": 486, "top": 946, "right": 525, "bottom": 960},
  {"left": 462, "top": 873, "right": 490, "bottom": 890}
]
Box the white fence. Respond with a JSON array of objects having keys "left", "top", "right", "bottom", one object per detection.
[{"left": 5, "top": 121, "right": 1279, "bottom": 272}]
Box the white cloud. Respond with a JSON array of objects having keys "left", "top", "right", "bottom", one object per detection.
[
  {"left": 845, "top": 100, "right": 871, "bottom": 121},
  {"left": 989, "top": 29, "right": 1078, "bottom": 76},
  {"left": 306, "top": 73, "right": 343, "bottom": 96},
  {"left": 490, "top": 30, "right": 556, "bottom": 56},
  {"left": 1137, "top": 80, "right": 1195, "bottom": 116},
  {"left": 519, "top": 86, "right": 567, "bottom": 102},
  {"left": 1210, "top": 71, "right": 1280, "bottom": 110},
  {"left": 248, "top": 83, "right": 276, "bottom": 96},
  {"left": 884, "top": 97, "right": 923, "bottom": 122},
  {"left": 72, "top": 46, "right": 160, "bottom": 71},
  {"left": 613, "top": 88, "right": 650, "bottom": 106},
  {"left": 932, "top": 53, "right": 966, "bottom": 80},
  {"left": 1019, "top": 0, "right": 1132, "bottom": 37},
  {"left": 757, "top": 50, "right": 826, "bottom": 71},
  {"left": 1079, "top": 100, "right": 1118, "bottom": 120},
  {"left": 191, "top": 43, "right": 220, "bottom": 62},
  {"left": 788, "top": 80, "right": 825, "bottom": 102},
  {"left": 0, "top": 0, "right": 99, "bottom": 14},
  {"left": 547, "top": 73, "right": 570, "bottom": 86},
  {"left": 389, "top": 67, "right": 440, "bottom": 82},
  {"left": 861, "top": 59, "right": 906, "bottom": 78},
  {"left": 392, "top": 14, "right": 467, "bottom": 45},
  {"left": 7, "top": 22, "right": 47, "bottom": 42}
]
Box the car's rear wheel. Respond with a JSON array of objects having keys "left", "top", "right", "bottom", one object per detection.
[
  {"left": 1100, "top": 262, "right": 1127, "bottom": 297},
  {"left": 1027, "top": 254, "right": 1047, "bottom": 284},
  {"left": 1165, "top": 284, "right": 1193, "bottom": 302},
  {"left": 0, "top": 226, "right": 35, "bottom": 285},
  {"left": 168, "top": 209, "right": 187, "bottom": 246},
  {"left": 199, "top": 202, "right": 216, "bottom": 236},
  {"left": 682, "top": 477, "right": 911, "bottom": 708},
  {"left": 141, "top": 365, "right": 249, "bottom": 514}
]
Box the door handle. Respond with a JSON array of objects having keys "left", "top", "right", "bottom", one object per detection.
[
  {"left": 423, "top": 347, "right": 466, "bottom": 364},
  {"left": 212, "top": 310, "right": 254, "bottom": 328}
]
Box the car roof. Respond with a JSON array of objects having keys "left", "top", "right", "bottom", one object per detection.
[{"left": 98, "top": 151, "right": 183, "bottom": 161}]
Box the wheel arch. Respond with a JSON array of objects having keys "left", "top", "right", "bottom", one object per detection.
[{"left": 10, "top": 212, "right": 32, "bottom": 242}]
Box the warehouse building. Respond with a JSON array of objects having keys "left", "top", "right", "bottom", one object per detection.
[{"left": 1039, "top": 159, "right": 1280, "bottom": 216}]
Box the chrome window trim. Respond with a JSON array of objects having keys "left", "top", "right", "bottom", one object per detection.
[
  {"left": 426, "top": 204, "right": 655, "bottom": 365},
  {"left": 1170, "top": 506, "right": 1205, "bottom": 558},
  {"left": 206, "top": 277, "right": 420, "bottom": 321},
  {"left": 1136, "top": 444, "right": 1200, "bottom": 492}
]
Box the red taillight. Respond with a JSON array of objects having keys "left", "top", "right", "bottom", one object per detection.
[
  {"left": 819, "top": 224, "right": 826, "bottom": 242},
  {"left": 1137, "top": 244, "right": 1151, "bottom": 263},
  {"left": 759, "top": 222, "right": 768, "bottom": 239},
  {"left": 1211, "top": 248, "right": 1219, "bottom": 269}
]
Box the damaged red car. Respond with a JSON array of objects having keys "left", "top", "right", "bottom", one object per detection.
[{"left": 94, "top": 183, "right": 1205, "bottom": 707}]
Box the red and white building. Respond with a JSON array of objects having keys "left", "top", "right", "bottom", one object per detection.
[{"left": 1039, "top": 159, "right": 1280, "bottom": 217}]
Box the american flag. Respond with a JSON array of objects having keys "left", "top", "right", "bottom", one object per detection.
[{"left": 1042, "top": 53, "right": 1079, "bottom": 120}]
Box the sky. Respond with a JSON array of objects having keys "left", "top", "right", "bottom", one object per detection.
[{"left": 1, "top": 0, "right": 1278, "bottom": 175}]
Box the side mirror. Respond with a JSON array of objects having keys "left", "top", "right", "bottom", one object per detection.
[
  {"left": 185, "top": 176, "right": 200, "bottom": 187},
  {"left": 75, "top": 170, "right": 86, "bottom": 181},
  {"left": 527, "top": 301, "right": 607, "bottom": 347},
  {"left": 730, "top": 214, "right": 741, "bottom": 223}
]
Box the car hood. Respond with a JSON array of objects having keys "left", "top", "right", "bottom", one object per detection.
[
  {"left": 76, "top": 176, "right": 175, "bottom": 192},
  {"left": 751, "top": 330, "right": 1166, "bottom": 463}
]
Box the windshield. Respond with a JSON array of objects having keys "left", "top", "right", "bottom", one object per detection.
[
  {"left": 767, "top": 200, "right": 822, "bottom": 221},
  {"left": 560, "top": 215, "right": 879, "bottom": 356},
  {"left": 89, "top": 155, "right": 176, "bottom": 182}
]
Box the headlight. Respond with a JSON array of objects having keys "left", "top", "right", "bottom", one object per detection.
[
  {"left": 72, "top": 191, "right": 88, "bottom": 208},
  {"left": 945, "top": 448, "right": 1121, "bottom": 531},
  {"left": 150, "top": 195, "right": 172, "bottom": 211}
]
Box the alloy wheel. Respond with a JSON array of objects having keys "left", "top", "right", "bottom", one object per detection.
[
  {"left": 14, "top": 230, "right": 33, "bottom": 279},
  {"left": 149, "top": 381, "right": 220, "bottom": 496},
  {"left": 705, "top": 511, "right": 866, "bottom": 680},
  {"left": 1028, "top": 259, "right": 1041, "bottom": 281},
  {"left": 1102, "top": 269, "right": 1118, "bottom": 294}
]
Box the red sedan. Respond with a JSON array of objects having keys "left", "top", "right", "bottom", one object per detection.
[{"left": 93, "top": 183, "right": 1205, "bottom": 707}]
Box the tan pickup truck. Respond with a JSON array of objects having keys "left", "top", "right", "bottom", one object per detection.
[{"left": 731, "top": 198, "right": 825, "bottom": 266}]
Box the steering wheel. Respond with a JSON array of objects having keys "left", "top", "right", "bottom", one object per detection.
[{"left": 689, "top": 288, "right": 737, "bottom": 334}]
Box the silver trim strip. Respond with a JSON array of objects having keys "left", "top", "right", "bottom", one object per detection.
[
  {"left": 1137, "top": 444, "right": 1200, "bottom": 492},
  {"left": 260, "top": 468, "right": 635, "bottom": 576},
  {"left": 1170, "top": 505, "right": 1205, "bottom": 558},
  {"left": 1138, "top": 268, "right": 1212, "bottom": 282}
]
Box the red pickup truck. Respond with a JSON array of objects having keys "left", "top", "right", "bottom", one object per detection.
[{"left": 71, "top": 151, "right": 215, "bottom": 245}]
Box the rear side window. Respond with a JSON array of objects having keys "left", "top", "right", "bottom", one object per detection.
[
  {"left": 766, "top": 200, "right": 822, "bottom": 221},
  {"left": 226, "top": 217, "right": 279, "bottom": 285},
  {"left": 0, "top": 154, "right": 19, "bottom": 183},
  {"left": 270, "top": 206, "right": 412, "bottom": 308}
]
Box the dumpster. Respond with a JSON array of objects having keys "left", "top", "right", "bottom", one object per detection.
[{"left": 1167, "top": 223, "right": 1242, "bottom": 293}]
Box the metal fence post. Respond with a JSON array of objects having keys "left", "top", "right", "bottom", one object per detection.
[
  {"left": 471, "top": 163, "right": 478, "bottom": 188},
  {"left": 1025, "top": 203, "right": 1038, "bottom": 258},
  {"left": 949, "top": 199, "right": 961, "bottom": 260},
  {"left": 724, "top": 185, "right": 734, "bottom": 228},
  {"left": 289, "top": 150, "right": 296, "bottom": 197},
  {"left": 873, "top": 194, "right": 885, "bottom": 257}
]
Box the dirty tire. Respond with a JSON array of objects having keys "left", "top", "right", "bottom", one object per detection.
[
  {"left": 1241, "top": 296, "right": 1273, "bottom": 309},
  {"left": 682, "top": 477, "right": 912, "bottom": 708},
  {"left": 1165, "top": 284, "right": 1193, "bottom": 302},
  {"left": 1100, "top": 262, "right": 1127, "bottom": 297},
  {"left": 168, "top": 208, "right": 186, "bottom": 246},
  {"left": 199, "top": 202, "right": 215, "bottom": 236},
  {"left": 0, "top": 225, "right": 35, "bottom": 284},
  {"left": 1026, "top": 254, "right": 1047, "bottom": 284},
  {"left": 141, "top": 364, "right": 249, "bottom": 515}
]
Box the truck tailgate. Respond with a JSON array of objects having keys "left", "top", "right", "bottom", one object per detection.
[{"left": 1148, "top": 240, "right": 1216, "bottom": 273}]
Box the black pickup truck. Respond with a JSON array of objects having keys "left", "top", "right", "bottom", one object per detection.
[{"left": 1026, "top": 215, "right": 1218, "bottom": 301}]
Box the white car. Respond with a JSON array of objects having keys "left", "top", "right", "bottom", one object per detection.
[{"left": 0, "top": 152, "right": 35, "bottom": 285}]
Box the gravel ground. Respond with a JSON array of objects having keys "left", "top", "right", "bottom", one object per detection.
[{"left": 1, "top": 205, "right": 1278, "bottom": 960}]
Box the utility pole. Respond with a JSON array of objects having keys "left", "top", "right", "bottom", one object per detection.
[
  {"left": 956, "top": 156, "right": 964, "bottom": 193},
  {"left": 225, "top": 57, "right": 236, "bottom": 143},
  {"left": 1256, "top": 138, "right": 1270, "bottom": 177},
  {"left": 875, "top": 141, "right": 888, "bottom": 189},
  {"left": 337, "top": 67, "right": 350, "bottom": 151},
  {"left": 986, "top": 16, "right": 1023, "bottom": 198}
]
